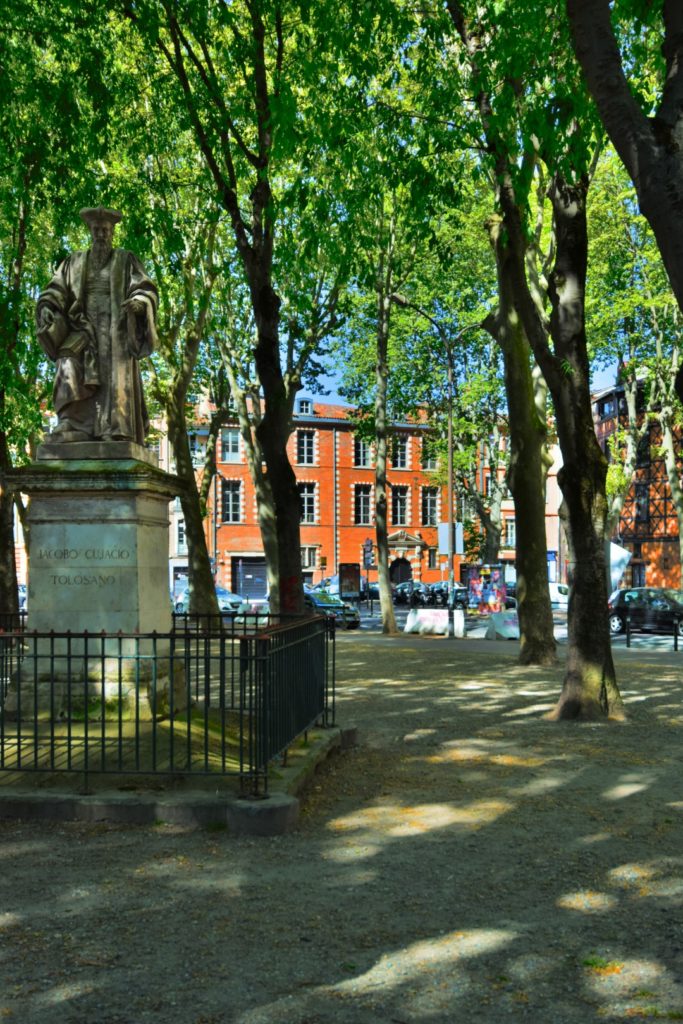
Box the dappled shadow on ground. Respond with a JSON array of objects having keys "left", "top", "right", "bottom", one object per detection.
[{"left": 1, "top": 638, "right": 683, "bottom": 1022}]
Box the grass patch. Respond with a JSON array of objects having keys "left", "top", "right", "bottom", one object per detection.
[{"left": 583, "top": 955, "right": 624, "bottom": 975}]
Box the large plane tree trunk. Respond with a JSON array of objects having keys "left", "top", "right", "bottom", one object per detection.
[
  {"left": 486, "top": 217, "right": 557, "bottom": 666},
  {"left": 535, "top": 177, "right": 623, "bottom": 719}
]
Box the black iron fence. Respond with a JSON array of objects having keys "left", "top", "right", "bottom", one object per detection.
[{"left": 0, "top": 613, "right": 335, "bottom": 796}]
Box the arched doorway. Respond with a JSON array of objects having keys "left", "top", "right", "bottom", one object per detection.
[{"left": 390, "top": 557, "right": 412, "bottom": 585}]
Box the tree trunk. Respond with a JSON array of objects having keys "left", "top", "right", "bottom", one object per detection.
[
  {"left": 251, "top": 281, "right": 303, "bottom": 615},
  {"left": 375, "top": 352, "right": 399, "bottom": 633},
  {"left": 481, "top": 513, "right": 502, "bottom": 564},
  {"left": 0, "top": 430, "right": 18, "bottom": 616},
  {"left": 566, "top": 1, "right": 683, "bottom": 321},
  {"left": 487, "top": 217, "right": 557, "bottom": 666},
  {"left": 167, "top": 397, "right": 219, "bottom": 617},
  {"left": 544, "top": 177, "right": 623, "bottom": 719},
  {"left": 375, "top": 222, "right": 399, "bottom": 635}
]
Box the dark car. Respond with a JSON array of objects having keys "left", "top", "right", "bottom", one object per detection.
[
  {"left": 428, "top": 581, "right": 468, "bottom": 610},
  {"left": 608, "top": 587, "right": 683, "bottom": 635},
  {"left": 304, "top": 591, "right": 361, "bottom": 629},
  {"left": 359, "top": 580, "right": 381, "bottom": 601},
  {"left": 393, "top": 581, "right": 432, "bottom": 606}
]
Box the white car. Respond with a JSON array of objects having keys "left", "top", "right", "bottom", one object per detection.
[
  {"left": 548, "top": 582, "right": 570, "bottom": 609},
  {"left": 174, "top": 585, "right": 243, "bottom": 615}
]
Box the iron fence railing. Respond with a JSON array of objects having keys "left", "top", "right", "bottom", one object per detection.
[{"left": 0, "top": 613, "right": 335, "bottom": 796}]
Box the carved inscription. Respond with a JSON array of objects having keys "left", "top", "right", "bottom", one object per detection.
[
  {"left": 36, "top": 548, "right": 130, "bottom": 588},
  {"left": 49, "top": 574, "right": 116, "bottom": 586},
  {"left": 38, "top": 548, "right": 131, "bottom": 561}
]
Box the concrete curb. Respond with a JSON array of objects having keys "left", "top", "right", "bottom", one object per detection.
[{"left": 0, "top": 725, "right": 355, "bottom": 837}]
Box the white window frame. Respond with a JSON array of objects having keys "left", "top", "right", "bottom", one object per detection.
[
  {"left": 298, "top": 482, "right": 316, "bottom": 524},
  {"left": 221, "top": 428, "right": 241, "bottom": 463},
  {"left": 354, "top": 437, "right": 372, "bottom": 468},
  {"left": 222, "top": 479, "right": 242, "bottom": 523},
  {"left": 392, "top": 435, "right": 408, "bottom": 470},
  {"left": 392, "top": 485, "right": 408, "bottom": 526},
  {"left": 297, "top": 429, "right": 315, "bottom": 466},
  {"left": 354, "top": 484, "right": 372, "bottom": 526},
  {"left": 301, "top": 546, "right": 317, "bottom": 569},
  {"left": 421, "top": 487, "right": 438, "bottom": 527}
]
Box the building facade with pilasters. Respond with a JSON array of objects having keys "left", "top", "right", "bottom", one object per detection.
[{"left": 198, "top": 398, "right": 562, "bottom": 599}]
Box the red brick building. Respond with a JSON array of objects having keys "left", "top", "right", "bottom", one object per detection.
[
  {"left": 593, "top": 383, "right": 681, "bottom": 588},
  {"left": 205, "top": 398, "right": 463, "bottom": 599},
  {"left": 161, "top": 396, "right": 565, "bottom": 599}
]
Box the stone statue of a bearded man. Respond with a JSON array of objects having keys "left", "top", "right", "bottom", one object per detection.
[{"left": 36, "top": 206, "right": 158, "bottom": 446}]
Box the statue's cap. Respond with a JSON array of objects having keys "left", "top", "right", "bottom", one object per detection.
[{"left": 79, "top": 206, "right": 122, "bottom": 227}]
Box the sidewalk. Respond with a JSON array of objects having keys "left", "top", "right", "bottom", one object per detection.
[{"left": 1, "top": 635, "right": 682, "bottom": 1022}]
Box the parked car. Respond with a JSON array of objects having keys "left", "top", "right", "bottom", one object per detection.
[
  {"left": 174, "top": 585, "right": 243, "bottom": 615},
  {"left": 312, "top": 575, "right": 340, "bottom": 596},
  {"left": 608, "top": 587, "right": 683, "bottom": 635},
  {"left": 548, "top": 581, "right": 570, "bottom": 609},
  {"left": 428, "top": 581, "right": 468, "bottom": 609},
  {"left": 304, "top": 591, "right": 360, "bottom": 629},
  {"left": 393, "top": 581, "right": 432, "bottom": 606}
]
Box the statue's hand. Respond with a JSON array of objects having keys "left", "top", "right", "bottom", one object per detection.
[{"left": 124, "top": 298, "right": 146, "bottom": 316}]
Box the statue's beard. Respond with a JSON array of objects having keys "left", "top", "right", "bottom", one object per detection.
[{"left": 90, "top": 240, "right": 112, "bottom": 270}]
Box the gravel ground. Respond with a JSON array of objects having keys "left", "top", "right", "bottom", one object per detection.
[{"left": 1, "top": 633, "right": 683, "bottom": 1023}]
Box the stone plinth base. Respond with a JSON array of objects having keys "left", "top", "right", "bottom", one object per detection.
[
  {"left": 8, "top": 455, "right": 181, "bottom": 635},
  {"left": 3, "top": 647, "right": 187, "bottom": 722},
  {"left": 6, "top": 453, "right": 183, "bottom": 720}
]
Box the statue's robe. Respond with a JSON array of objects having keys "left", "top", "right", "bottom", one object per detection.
[{"left": 36, "top": 248, "right": 158, "bottom": 444}]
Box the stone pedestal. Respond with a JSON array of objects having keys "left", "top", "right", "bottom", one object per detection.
[{"left": 6, "top": 444, "right": 186, "bottom": 718}]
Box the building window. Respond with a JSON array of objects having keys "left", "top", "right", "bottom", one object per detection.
[
  {"left": 632, "top": 563, "right": 646, "bottom": 587},
  {"left": 221, "top": 480, "right": 242, "bottom": 523},
  {"left": 504, "top": 518, "right": 516, "bottom": 547},
  {"left": 428, "top": 547, "right": 437, "bottom": 569},
  {"left": 392, "top": 485, "right": 408, "bottom": 526},
  {"left": 635, "top": 482, "right": 649, "bottom": 522},
  {"left": 297, "top": 430, "right": 315, "bottom": 466},
  {"left": 298, "top": 482, "right": 316, "bottom": 523},
  {"left": 354, "top": 437, "right": 371, "bottom": 467},
  {"left": 299, "top": 398, "right": 312, "bottom": 415},
  {"left": 355, "top": 484, "right": 372, "bottom": 526},
  {"left": 301, "top": 546, "right": 317, "bottom": 569},
  {"left": 221, "top": 428, "right": 240, "bottom": 463},
  {"left": 392, "top": 435, "right": 408, "bottom": 469},
  {"left": 176, "top": 518, "right": 186, "bottom": 552},
  {"left": 421, "top": 440, "right": 437, "bottom": 471},
  {"left": 636, "top": 434, "right": 650, "bottom": 467},
  {"left": 421, "top": 487, "right": 438, "bottom": 526}
]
